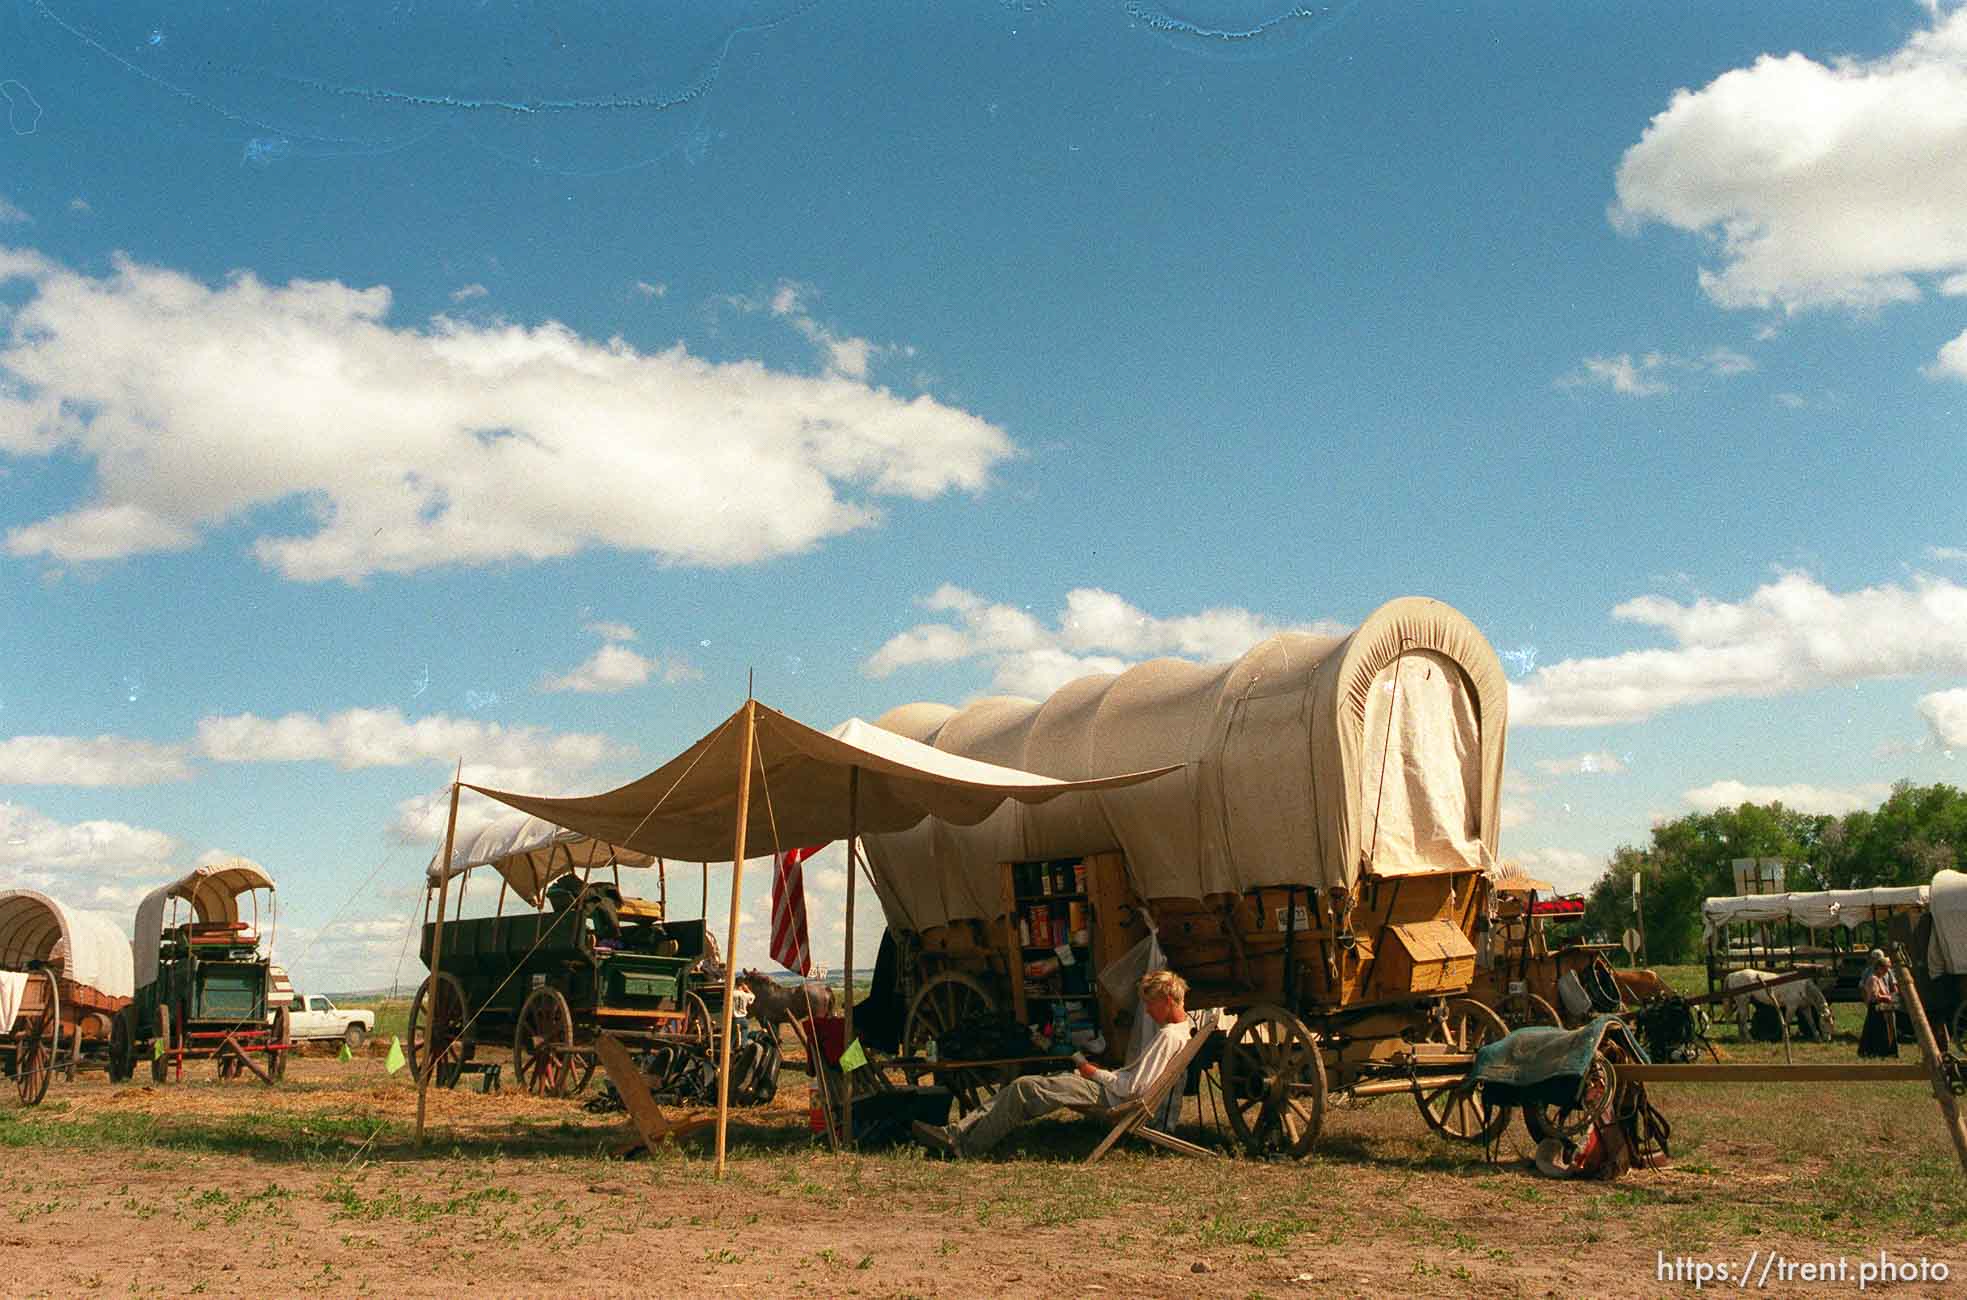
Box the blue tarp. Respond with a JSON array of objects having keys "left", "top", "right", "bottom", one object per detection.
[{"left": 1468, "top": 1015, "right": 1648, "bottom": 1090}]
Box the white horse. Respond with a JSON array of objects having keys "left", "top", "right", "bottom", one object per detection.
[{"left": 1722, "top": 968, "right": 1833, "bottom": 1042}]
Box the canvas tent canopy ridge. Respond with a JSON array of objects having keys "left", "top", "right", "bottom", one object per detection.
[
  {"left": 133, "top": 858, "right": 277, "bottom": 991},
  {"left": 858, "top": 596, "right": 1507, "bottom": 936},
  {"left": 464, "top": 710, "right": 1182, "bottom": 863},
  {"left": 0, "top": 888, "right": 135, "bottom": 1001},
  {"left": 426, "top": 812, "right": 657, "bottom": 907}
]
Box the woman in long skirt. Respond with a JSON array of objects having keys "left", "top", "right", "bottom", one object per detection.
[{"left": 1857, "top": 950, "right": 1899, "bottom": 1059}]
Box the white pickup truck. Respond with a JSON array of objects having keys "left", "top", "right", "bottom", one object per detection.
[{"left": 279, "top": 993, "right": 376, "bottom": 1047}]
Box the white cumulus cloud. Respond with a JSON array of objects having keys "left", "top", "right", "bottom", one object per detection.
[
  {"left": 1511, "top": 571, "right": 1967, "bottom": 726},
  {"left": 0, "top": 801, "right": 176, "bottom": 874},
  {"left": 1533, "top": 751, "right": 1628, "bottom": 778},
  {"left": 0, "top": 249, "right": 1013, "bottom": 580},
  {"left": 1613, "top": 9, "right": 1967, "bottom": 312},
  {"left": 864, "top": 584, "right": 1346, "bottom": 699},
  {"left": 1683, "top": 779, "right": 1891, "bottom": 816},
  {"left": 0, "top": 734, "right": 192, "bottom": 785},
  {"left": 1919, "top": 687, "right": 1967, "bottom": 747},
  {"left": 196, "top": 707, "right": 621, "bottom": 776}
]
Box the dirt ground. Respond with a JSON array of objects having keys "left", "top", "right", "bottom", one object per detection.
[{"left": 3, "top": 1050, "right": 1963, "bottom": 1298}]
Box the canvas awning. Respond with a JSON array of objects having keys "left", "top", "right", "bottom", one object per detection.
[
  {"left": 426, "top": 812, "right": 658, "bottom": 907},
  {"left": 467, "top": 708, "right": 1181, "bottom": 862},
  {"left": 134, "top": 858, "right": 277, "bottom": 990},
  {"left": 0, "top": 889, "right": 135, "bottom": 1000},
  {"left": 456, "top": 699, "right": 1179, "bottom": 1174}
]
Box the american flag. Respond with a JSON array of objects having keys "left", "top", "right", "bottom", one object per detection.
[{"left": 769, "top": 844, "right": 826, "bottom": 976}]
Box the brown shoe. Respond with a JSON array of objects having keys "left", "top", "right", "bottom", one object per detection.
[{"left": 911, "top": 1120, "right": 962, "bottom": 1158}]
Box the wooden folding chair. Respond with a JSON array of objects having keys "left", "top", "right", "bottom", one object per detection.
[
  {"left": 1068, "top": 1008, "right": 1224, "bottom": 1164},
  {"left": 593, "top": 1032, "right": 715, "bottom": 1158}
]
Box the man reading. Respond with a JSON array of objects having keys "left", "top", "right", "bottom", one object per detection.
[{"left": 912, "top": 969, "right": 1191, "bottom": 1158}]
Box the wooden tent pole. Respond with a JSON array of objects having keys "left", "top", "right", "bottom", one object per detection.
[
  {"left": 842, "top": 766, "right": 859, "bottom": 1150},
  {"left": 1894, "top": 944, "right": 1967, "bottom": 1176},
  {"left": 416, "top": 761, "right": 463, "bottom": 1148},
  {"left": 714, "top": 701, "right": 759, "bottom": 1178}
]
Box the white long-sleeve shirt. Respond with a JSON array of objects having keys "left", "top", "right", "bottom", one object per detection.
[{"left": 1089, "top": 1017, "right": 1191, "bottom": 1107}]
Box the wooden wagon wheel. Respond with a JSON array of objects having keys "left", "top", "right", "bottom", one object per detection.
[
  {"left": 1220, "top": 1003, "right": 1327, "bottom": 1160},
  {"left": 1497, "top": 991, "right": 1562, "bottom": 1031},
  {"left": 150, "top": 1005, "right": 174, "bottom": 1084},
  {"left": 902, "top": 971, "right": 1004, "bottom": 1116},
  {"left": 13, "top": 970, "right": 58, "bottom": 1106},
  {"left": 1416, "top": 998, "right": 1511, "bottom": 1144},
  {"left": 682, "top": 992, "right": 716, "bottom": 1051},
  {"left": 407, "top": 972, "right": 470, "bottom": 1089},
  {"left": 566, "top": 1050, "right": 598, "bottom": 1096},
  {"left": 267, "top": 1006, "right": 290, "bottom": 1083},
  {"left": 514, "top": 988, "right": 576, "bottom": 1096},
  {"left": 1950, "top": 998, "right": 1966, "bottom": 1051},
  {"left": 108, "top": 1007, "right": 133, "bottom": 1083},
  {"left": 1521, "top": 1049, "right": 1618, "bottom": 1148}
]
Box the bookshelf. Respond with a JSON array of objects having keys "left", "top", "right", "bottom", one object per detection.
[{"left": 999, "top": 853, "right": 1148, "bottom": 1062}]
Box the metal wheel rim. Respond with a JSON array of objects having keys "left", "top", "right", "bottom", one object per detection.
[
  {"left": 901, "top": 971, "right": 1002, "bottom": 1116},
  {"left": 1417, "top": 998, "right": 1512, "bottom": 1144},
  {"left": 515, "top": 988, "right": 575, "bottom": 1096},
  {"left": 1221, "top": 1004, "right": 1326, "bottom": 1160}
]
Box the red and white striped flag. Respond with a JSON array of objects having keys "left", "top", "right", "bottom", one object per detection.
[{"left": 770, "top": 844, "right": 826, "bottom": 975}]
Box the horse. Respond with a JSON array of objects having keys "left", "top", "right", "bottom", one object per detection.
[
  {"left": 737, "top": 969, "right": 836, "bottom": 1048},
  {"left": 1722, "top": 967, "right": 1833, "bottom": 1042}
]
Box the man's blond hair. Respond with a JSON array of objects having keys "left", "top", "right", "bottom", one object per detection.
[{"left": 1139, "top": 969, "right": 1187, "bottom": 1003}]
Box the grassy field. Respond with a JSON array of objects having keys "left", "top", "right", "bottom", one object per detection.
[{"left": 3, "top": 978, "right": 1961, "bottom": 1297}]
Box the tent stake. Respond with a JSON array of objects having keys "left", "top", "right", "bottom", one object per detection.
[
  {"left": 842, "top": 766, "right": 859, "bottom": 1151},
  {"left": 714, "top": 700, "right": 759, "bottom": 1177},
  {"left": 417, "top": 760, "right": 463, "bottom": 1148}
]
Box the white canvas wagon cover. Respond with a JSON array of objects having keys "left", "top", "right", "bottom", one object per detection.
[
  {"left": 0, "top": 889, "right": 135, "bottom": 1000},
  {"left": 1703, "top": 886, "right": 1931, "bottom": 936},
  {"left": 1930, "top": 870, "right": 1967, "bottom": 977},
  {"left": 860, "top": 596, "right": 1508, "bottom": 934},
  {"left": 133, "top": 858, "right": 276, "bottom": 990},
  {"left": 427, "top": 812, "right": 658, "bottom": 907}
]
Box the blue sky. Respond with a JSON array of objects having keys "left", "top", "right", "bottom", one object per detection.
[{"left": 4, "top": 1, "right": 1967, "bottom": 989}]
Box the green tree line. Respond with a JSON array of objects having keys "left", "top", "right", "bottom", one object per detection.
[{"left": 1579, "top": 781, "right": 1967, "bottom": 963}]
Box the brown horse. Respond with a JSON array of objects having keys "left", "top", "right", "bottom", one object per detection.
[{"left": 737, "top": 970, "right": 836, "bottom": 1047}]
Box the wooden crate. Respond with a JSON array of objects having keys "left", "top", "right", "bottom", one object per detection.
[{"left": 1375, "top": 920, "right": 1476, "bottom": 995}]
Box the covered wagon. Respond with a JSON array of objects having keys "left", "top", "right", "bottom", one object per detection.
[
  {"left": 858, "top": 595, "right": 1514, "bottom": 1156},
  {"left": 0, "top": 890, "right": 134, "bottom": 1104},
  {"left": 413, "top": 813, "right": 731, "bottom": 1095},
  {"left": 1704, "top": 885, "right": 1931, "bottom": 1010},
  {"left": 1920, "top": 869, "right": 1967, "bottom": 1046},
  {"left": 122, "top": 859, "right": 288, "bottom": 1084}
]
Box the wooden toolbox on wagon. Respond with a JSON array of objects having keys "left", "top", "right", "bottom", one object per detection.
[{"left": 1377, "top": 920, "right": 1476, "bottom": 994}]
